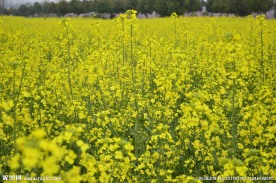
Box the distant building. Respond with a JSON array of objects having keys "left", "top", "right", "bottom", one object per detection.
[
  {"left": 0, "top": 0, "right": 4, "bottom": 8},
  {"left": 0, "top": 0, "right": 4, "bottom": 14},
  {"left": 202, "top": 5, "right": 206, "bottom": 13}
]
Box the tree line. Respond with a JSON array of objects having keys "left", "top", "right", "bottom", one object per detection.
[
  {"left": 0, "top": 0, "right": 275, "bottom": 17},
  {"left": 206, "top": 0, "right": 275, "bottom": 16}
]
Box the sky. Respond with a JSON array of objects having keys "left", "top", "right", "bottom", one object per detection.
[{"left": 4, "top": 0, "right": 60, "bottom": 8}]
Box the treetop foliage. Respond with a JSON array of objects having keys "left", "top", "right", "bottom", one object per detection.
[{"left": 0, "top": 0, "right": 275, "bottom": 17}]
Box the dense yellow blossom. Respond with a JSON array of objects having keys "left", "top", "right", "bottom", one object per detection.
[{"left": 0, "top": 12, "right": 275, "bottom": 182}]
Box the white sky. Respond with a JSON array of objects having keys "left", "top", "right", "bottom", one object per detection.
[{"left": 4, "top": 0, "right": 59, "bottom": 8}]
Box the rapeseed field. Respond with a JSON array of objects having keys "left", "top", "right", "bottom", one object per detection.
[{"left": 0, "top": 11, "right": 275, "bottom": 182}]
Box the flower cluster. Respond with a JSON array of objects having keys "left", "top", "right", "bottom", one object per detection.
[{"left": 0, "top": 12, "right": 275, "bottom": 182}]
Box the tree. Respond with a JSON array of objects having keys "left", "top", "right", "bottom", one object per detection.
[
  {"left": 229, "top": 0, "right": 250, "bottom": 16},
  {"left": 0, "top": 0, "right": 5, "bottom": 14},
  {"left": 69, "top": 0, "right": 83, "bottom": 14},
  {"left": 95, "top": 0, "right": 114, "bottom": 13},
  {"left": 17, "top": 4, "right": 32, "bottom": 16},
  {"left": 137, "top": 0, "right": 155, "bottom": 14},
  {"left": 154, "top": 0, "right": 171, "bottom": 17},
  {"left": 206, "top": 0, "right": 253, "bottom": 15},
  {"left": 185, "top": 0, "right": 201, "bottom": 12},
  {"left": 4, "top": 7, "right": 16, "bottom": 15},
  {"left": 113, "top": 0, "right": 128, "bottom": 13},
  {"left": 248, "top": 0, "right": 273, "bottom": 14},
  {"left": 127, "top": 0, "right": 138, "bottom": 10},
  {"left": 7, "top": 0, "right": 275, "bottom": 18},
  {"left": 33, "top": 2, "right": 43, "bottom": 15},
  {"left": 205, "top": 0, "right": 213, "bottom": 12},
  {"left": 171, "top": 0, "right": 186, "bottom": 15},
  {"left": 44, "top": 2, "right": 57, "bottom": 15},
  {"left": 212, "top": 0, "right": 231, "bottom": 13},
  {"left": 82, "top": 0, "right": 92, "bottom": 13},
  {"left": 57, "top": 0, "right": 69, "bottom": 15}
]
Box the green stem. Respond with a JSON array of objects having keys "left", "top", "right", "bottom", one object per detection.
[
  {"left": 122, "top": 18, "right": 125, "bottom": 66},
  {"left": 66, "top": 31, "right": 73, "bottom": 100},
  {"left": 12, "top": 67, "right": 17, "bottom": 149},
  {"left": 174, "top": 17, "right": 177, "bottom": 48},
  {"left": 260, "top": 21, "right": 265, "bottom": 84},
  {"left": 231, "top": 60, "right": 237, "bottom": 158},
  {"left": 130, "top": 24, "right": 133, "bottom": 65}
]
